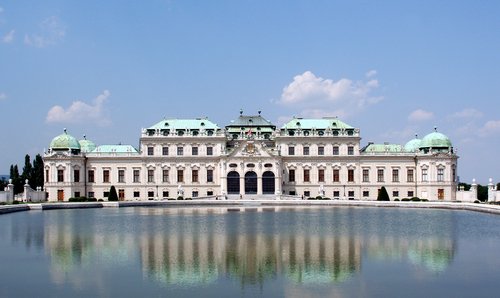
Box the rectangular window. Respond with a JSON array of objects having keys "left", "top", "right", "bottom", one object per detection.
[
  {"left": 192, "top": 191, "right": 199, "bottom": 198},
  {"left": 348, "top": 146, "right": 354, "bottom": 155},
  {"left": 177, "top": 146, "right": 184, "bottom": 156},
  {"left": 177, "top": 169, "right": 184, "bottom": 183},
  {"left": 304, "top": 191, "right": 310, "bottom": 197},
  {"left": 57, "top": 169, "right": 64, "bottom": 182},
  {"left": 289, "top": 169, "right": 295, "bottom": 182},
  {"left": 88, "top": 170, "right": 95, "bottom": 183},
  {"left": 133, "top": 191, "right": 140, "bottom": 198},
  {"left": 303, "top": 146, "right": 309, "bottom": 155},
  {"left": 163, "top": 191, "right": 169, "bottom": 198},
  {"left": 333, "top": 169, "right": 340, "bottom": 182},
  {"left": 148, "top": 191, "right": 154, "bottom": 198},
  {"left": 192, "top": 169, "right": 199, "bottom": 183},
  {"left": 103, "top": 170, "right": 110, "bottom": 183},
  {"left": 207, "top": 146, "right": 213, "bottom": 156},
  {"left": 207, "top": 191, "right": 214, "bottom": 196},
  {"left": 104, "top": 191, "right": 110, "bottom": 198},
  {"left": 192, "top": 146, "right": 198, "bottom": 156},
  {"left": 45, "top": 169, "right": 50, "bottom": 183},
  {"left": 318, "top": 169, "right": 325, "bottom": 182},
  {"left": 304, "top": 169, "right": 310, "bottom": 182},
  {"left": 207, "top": 169, "right": 214, "bottom": 182},
  {"left": 118, "top": 169, "right": 125, "bottom": 183},
  {"left": 148, "top": 169, "right": 154, "bottom": 183},
  {"left": 408, "top": 191, "right": 414, "bottom": 197},
  {"left": 363, "top": 191, "right": 369, "bottom": 197},
  {"left": 438, "top": 188, "right": 444, "bottom": 200},
  {"left": 363, "top": 169, "right": 369, "bottom": 182},
  {"left": 392, "top": 169, "right": 399, "bottom": 182},
  {"left": 74, "top": 169, "right": 80, "bottom": 183},
  {"left": 133, "top": 169, "right": 140, "bottom": 183},
  {"left": 147, "top": 146, "right": 154, "bottom": 156},
  {"left": 162, "top": 146, "right": 169, "bottom": 156},
  {"left": 437, "top": 168, "right": 444, "bottom": 182},
  {"left": 289, "top": 190, "right": 296, "bottom": 196},
  {"left": 162, "top": 169, "right": 169, "bottom": 183},
  {"left": 74, "top": 191, "right": 80, "bottom": 198},
  {"left": 452, "top": 168, "right": 456, "bottom": 182},
  {"left": 377, "top": 169, "right": 384, "bottom": 182},
  {"left": 318, "top": 146, "right": 324, "bottom": 156},
  {"left": 407, "top": 169, "right": 414, "bottom": 182},
  {"left": 88, "top": 191, "right": 95, "bottom": 198},
  {"left": 393, "top": 191, "right": 399, "bottom": 197},
  {"left": 333, "top": 190, "right": 340, "bottom": 198},
  {"left": 348, "top": 169, "right": 354, "bottom": 182},
  {"left": 422, "top": 169, "right": 428, "bottom": 182},
  {"left": 348, "top": 191, "right": 355, "bottom": 198},
  {"left": 288, "top": 146, "right": 295, "bottom": 156},
  {"left": 332, "top": 146, "right": 339, "bottom": 155},
  {"left": 118, "top": 189, "right": 125, "bottom": 200}
]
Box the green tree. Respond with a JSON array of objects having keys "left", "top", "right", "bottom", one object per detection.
[
  {"left": 108, "top": 185, "right": 118, "bottom": 201},
  {"left": 0, "top": 177, "right": 7, "bottom": 190},
  {"left": 10, "top": 164, "right": 23, "bottom": 194},
  {"left": 478, "top": 184, "right": 488, "bottom": 202},
  {"left": 21, "top": 154, "right": 33, "bottom": 186},
  {"left": 377, "top": 186, "right": 390, "bottom": 201},
  {"left": 32, "top": 154, "right": 44, "bottom": 189}
]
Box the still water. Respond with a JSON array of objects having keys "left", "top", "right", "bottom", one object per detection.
[{"left": 1, "top": 206, "right": 500, "bottom": 297}]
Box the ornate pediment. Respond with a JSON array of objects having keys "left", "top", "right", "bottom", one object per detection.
[{"left": 227, "top": 140, "right": 277, "bottom": 158}]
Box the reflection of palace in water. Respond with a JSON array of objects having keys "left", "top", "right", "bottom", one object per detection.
[{"left": 25, "top": 207, "right": 456, "bottom": 286}]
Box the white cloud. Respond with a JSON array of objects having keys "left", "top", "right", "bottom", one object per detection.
[
  {"left": 46, "top": 90, "right": 111, "bottom": 125},
  {"left": 381, "top": 125, "right": 419, "bottom": 141},
  {"left": 479, "top": 120, "right": 500, "bottom": 137},
  {"left": 449, "top": 108, "right": 483, "bottom": 119},
  {"left": 408, "top": 109, "right": 434, "bottom": 122},
  {"left": 0, "top": 93, "right": 6, "bottom": 101},
  {"left": 366, "top": 70, "right": 377, "bottom": 78},
  {"left": 2, "top": 29, "right": 14, "bottom": 43},
  {"left": 278, "top": 70, "right": 382, "bottom": 118},
  {"left": 25, "top": 16, "right": 65, "bottom": 48}
]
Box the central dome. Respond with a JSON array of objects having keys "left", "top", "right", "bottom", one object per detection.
[
  {"left": 49, "top": 129, "right": 81, "bottom": 151},
  {"left": 420, "top": 129, "right": 452, "bottom": 149}
]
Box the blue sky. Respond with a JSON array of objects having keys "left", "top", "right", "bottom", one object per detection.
[{"left": 1, "top": 1, "right": 499, "bottom": 184}]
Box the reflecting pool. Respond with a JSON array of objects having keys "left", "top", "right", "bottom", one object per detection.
[{"left": 1, "top": 206, "right": 500, "bottom": 297}]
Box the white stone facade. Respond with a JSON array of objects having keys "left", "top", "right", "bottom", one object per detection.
[{"left": 43, "top": 114, "right": 459, "bottom": 202}]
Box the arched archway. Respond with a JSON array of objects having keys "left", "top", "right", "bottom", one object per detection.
[
  {"left": 262, "top": 171, "right": 275, "bottom": 194},
  {"left": 245, "top": 171, "right": 257, "bottom": 194},
  {"left": 227, "top": 171, "right": 240, "bottom": 194}
]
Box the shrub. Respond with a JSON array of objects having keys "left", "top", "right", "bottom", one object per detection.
[
  {"left": 177, "top": 196, "right": 184, "bottom": 200},
  {"left": 185, "top": 197, "right": 192, "bottom": 200},
  {"left": 474, "top": 200, "right": 481, "bottom": 204},
  {"left": 108, "top": 186, "right": 118, "bottom": 201},
  {"left": 411, "top": 197, "right": 421, "bottom": 202},
  {"left": 377, "top": 186, "right": 390, "bottom": 201},
  {"left": 421, "top": 199, "right": 428, "bottom": 202},
  {"left": 316, "top": 195, "right": 323, "bottom": 200},
  {"left": 168, "top": 198, "right": 176, "bottom": 200},
  {"left": 0, "top": 202, "right": 6, "bottom": 205},
  {"left": 87, "top": 198, "right": 97, "bottom": 202},
  {"left": 307, "top": 197, "right": 315, "bottom": 200},
  {"left": 322, "top": 197, "right": 331, "bottom": 200},
  {"left": 394, "top": 198, "right": 400, "bottom": 201},
  {"left": 98, "top": 199, "right": 104, "bottom": 202},
  {"left": 401, "top": 198, "right": 410, "bottom": 202}
]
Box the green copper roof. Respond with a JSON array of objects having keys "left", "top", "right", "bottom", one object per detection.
[
  {"left": 404, "top": 136, "right": 422, "bottom": 152},
  {"left": 420, "top": 129, "right": 452, "bottom": 149},
  {"left": 92, "top": 145, "right": 139, "bottom": 154},
  {"left": 281, "top": 117, "right": 354, "bottom": 130},
  {"left": 226, "top": 112, "right": 276, "bottom": 134},
  {"left": 363, "top": 143, "right": 405, "bottom": 153},
  {"left": 148, "top": 118, "right": 219, "bottom": 130},
  {"left": 49, "top": 129, "right": 81, "bottom": 150},
  {"left": 79, "top": 136, "right": 96, "bottom": 153}
]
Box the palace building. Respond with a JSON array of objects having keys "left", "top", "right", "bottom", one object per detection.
[{"left": 43, "top": 111, "right": 458, "bottom": 201}]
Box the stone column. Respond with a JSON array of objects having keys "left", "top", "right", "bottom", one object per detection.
[
  {"left": 240, "top": 175, "right": 245, "bottom": 196},
  {"left": 257, "top": 176, "right": 262, "bottom": 195},
  {"left": 488, "top": 178, "right": 496, "bottom": 203},
  {"left": 471, "top": 179, "right": 478, "bottom": 202}
]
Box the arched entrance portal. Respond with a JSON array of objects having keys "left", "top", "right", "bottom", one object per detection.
[
  {"left": 227, "top": 171, "right": 240, "bottom": 194},
  {"left": 245, "top": 171, "right": 257, "bottom": 194},
  {"left": 262, "top": 171, "right": 275, "bottom": 194}
]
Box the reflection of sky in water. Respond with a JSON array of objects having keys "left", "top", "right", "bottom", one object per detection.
[{"left": 1, "top": 207, "right": 500, "bottom": 297}]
